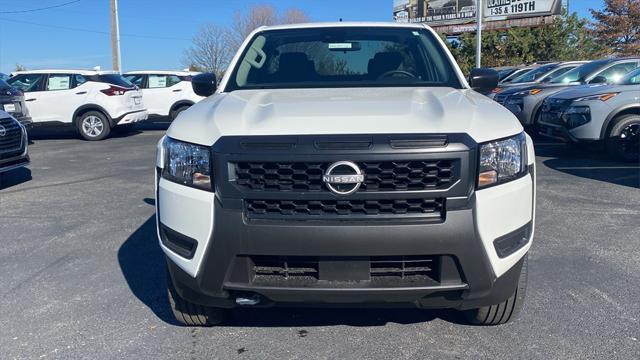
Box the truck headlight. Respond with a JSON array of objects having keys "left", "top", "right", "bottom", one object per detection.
[
  {"left": 162, "top": 137, "right": 213, "bottom": 191},
  {"left": 478, "top": 133, "right": 527, "bottom": 189}
]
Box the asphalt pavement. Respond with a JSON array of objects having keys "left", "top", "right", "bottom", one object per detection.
[{"left": 1, "top": 124, "right": 639, "bottom": 359}]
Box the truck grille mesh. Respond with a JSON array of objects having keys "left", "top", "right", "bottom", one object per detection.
[
  {"left": 245, "top": 198, "right": 445, "bottom": 219},
  {"left": 250, "top": 255, "right": 440, "bottom": 285},
  {"left": 234, "top": 160, "right": 456, "bottom": 192}
]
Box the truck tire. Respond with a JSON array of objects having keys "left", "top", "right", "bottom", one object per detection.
[
  {"left": 77, "top": 111, "right": 111, "bottom": 141},
  {"left": 465, "top": 254, "right": 528, "bottom": 326},
  {"left": 605, "top": 114, "right": 640, "bottom": 162},
  {"left": 167, "top": 269, "right": 226, "bottom": 326}
]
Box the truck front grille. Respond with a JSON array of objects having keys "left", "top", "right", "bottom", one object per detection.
[
  {"left": 249, "top": 255, "right": 442, "bottom": 287},
  {"left": 245, "top": 198, "right": 445, "bottom": 220},
  {"left": 0, "top": 116, "right": 24, "bottom": 158},
  {"left": 234, "top": 160, "right": 456, "bottom": 193}
]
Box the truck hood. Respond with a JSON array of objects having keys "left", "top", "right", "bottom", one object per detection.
[{"left": 167, "top": 87, "right": 523, "bottom": 145}]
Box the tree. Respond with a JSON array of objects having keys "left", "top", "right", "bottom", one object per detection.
[
  {"left": 443, "top": 12, "right": 601, "bottom": 74},
  {"left": 14, "top": 64, "right": 27, "bottom": 72},
  {"left": 181, "top": 25, "right": 233, "bottom": 79},
  {"left": 183, "top": 5, "right": 310, "bottom": 79},
  {"left": 590, "top": 0, "right": 640, "bottom": 56}
]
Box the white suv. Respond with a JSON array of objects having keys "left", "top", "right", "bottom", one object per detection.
[
  {"left": 123, "top": 71, "right": 204, "bottom": 120},
  {"left": 8, "top": 69, "right": 148, "bottom": 141},
  {"left": 157, "top": 23, "right": 536, "bottom": 326}
]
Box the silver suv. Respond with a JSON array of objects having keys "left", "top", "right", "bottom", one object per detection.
[{"left": 538, "top": 67, "right": 640, "bottom": 161}]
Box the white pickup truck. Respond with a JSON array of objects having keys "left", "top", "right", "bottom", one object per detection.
[{"left": 155, "top": 22, "right": 536, "bottom": 326}]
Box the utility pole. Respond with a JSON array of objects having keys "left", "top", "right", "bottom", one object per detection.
[
  {"left": 475, "top": 0, "right": 482, "bottom": 68},
  {"left": 110, "top": 0, "right": 122, "bottom": 72}
]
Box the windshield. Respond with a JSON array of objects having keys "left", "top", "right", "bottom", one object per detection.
[
  {"left": 621, "top": 68, "right": 640, "bottom": 85},
  {"left": 550, "top": 61, "right": 606, "bottom": 84},
  {"left": 0, "top": 79, "right": 10, "bottom": 89},
  {"left": 510, "top": 64, "right": 557, "bottom": 83},
  {"left": 540, "top": 65, "right": 577, "bottom": 81},
  {"left": 226, "top": 27, "right": 462, "bottom": 91}
]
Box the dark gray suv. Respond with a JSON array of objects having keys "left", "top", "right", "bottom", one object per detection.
[{"left": 0, "top": 79, "right": 32, "bottom": 129}]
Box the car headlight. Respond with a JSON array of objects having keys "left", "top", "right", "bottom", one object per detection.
[
  {"left": 573, "top": 93, "right": 618, "bottom": 102},
  {"left": 562, "top": 106, "right": 591, "bottom": 129},
  {"left": 162, "top": 137, "right": 213, "bottom": 191},
  {"left": 478, "top": 133, "right": 527, "bottom": 189}
]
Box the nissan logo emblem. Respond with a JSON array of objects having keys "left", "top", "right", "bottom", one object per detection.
[
  {"left": 0, "top": 124, "right": 6, "bottom": 137},
  {"left": 323, "top": 161, "right": 364, "bottom": 195}
]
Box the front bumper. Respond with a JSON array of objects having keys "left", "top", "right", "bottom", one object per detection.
[
  {"left": 116, "top": 110, "right": 148, "bottom": 125},
  {"left": 158, "top": 155, "right": 535, "bottom": 310}
]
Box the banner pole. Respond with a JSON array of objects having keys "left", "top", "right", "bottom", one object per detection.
[{"left": 475, "top": 0, "right": 482, "bottom": 68}]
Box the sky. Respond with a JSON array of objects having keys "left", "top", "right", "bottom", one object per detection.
[{"left": 0, "top": 0, "right": 605, "bottom": 74}]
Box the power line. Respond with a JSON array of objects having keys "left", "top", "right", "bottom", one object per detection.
[
  {"left": 0, "top": 17, "right": 191, "bottom": 41},
  {"left": 0, "top": 0, "right": 85, "bottom": 14}
]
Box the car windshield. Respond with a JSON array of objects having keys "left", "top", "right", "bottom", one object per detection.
[
  {"left": 0, "top": 79, "right": 10, "bottom": 89},
  {"left": 227, "top": 27, "right": 462, "bottom": 91},
  {"left": 509, "top": 64, "right": 557, "bottom": 83},
  {"left": 540, "top": 65, "right": 577, "bottom": 81},
  {"left": 550, "top": 61, "right": 605, "bottom": 84},
  {"left": 621, "top": 67, "right": 640, "bottom": 85}
]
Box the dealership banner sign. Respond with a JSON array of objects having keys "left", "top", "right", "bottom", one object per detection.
[{"left": 393, "top": 0, "right": 562, "bottom": 25}]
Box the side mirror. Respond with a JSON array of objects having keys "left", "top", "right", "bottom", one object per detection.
[
  {"left": 589, "top": 75, "right": 608, "bottom": 84},
  {"left": 469, "top": 68, "right": 500, "bottom": 94},
  {"left": 192, "top": 73, "right": 217, "bottom": 97}
]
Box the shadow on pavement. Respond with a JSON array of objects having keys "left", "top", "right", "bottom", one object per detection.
[
  {"left": 224, "top": 307, "right": 465, "bottom": 328},
  {"left": 538, "top": 143, "right": 640, "bottom": 188},
  {"left": 118, "top": 214, "right": 179, "bottom": 325},
  {"left": 0, "top": 167, "right": 32, "bottom": 190},
  {"left": 119, "top": 211, "right": 467, "bottom": 327}
]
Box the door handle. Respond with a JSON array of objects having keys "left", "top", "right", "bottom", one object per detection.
[
  {"left": 76, "top": 91, "right": 88, "bottom": 95},
  {"left": 172, "top": 89, "right": 183, "bottom": 92},
  {"left": 25, "top": 98, "right": 36, "bottom": 102}
]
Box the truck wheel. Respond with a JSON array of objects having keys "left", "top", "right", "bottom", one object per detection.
[
  {"left": 465, "top": 254, "right": 528, "bottom": 326},
  {"left": 605, "top": 114, "right": 640, "bottom": 162},
  {"left": 77, "top": 111, "right": 111, "bottom": 141},
  {"left": 167, "top": 269, "right": 226, "bottom": 326},
  {"left": 170, "top": 105, "right": 190, "bottom": 121}
]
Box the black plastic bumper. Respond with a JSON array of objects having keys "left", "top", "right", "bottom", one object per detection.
[{"left": 166, "top": 197, "right": 527, "bottom": 310}]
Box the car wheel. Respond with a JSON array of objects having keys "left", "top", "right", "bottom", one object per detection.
[
  {"left": 77, "top": 111, "right": 111, "bottom": 141},
  {"left": 167, "top": 268, "right": 226, "bottom": 326},
  {"left": 464, "top": 254, "right": 528, "bottom": 326},
  {"left": 605, "top": 114, "right": 640, "bottom": 162},
  {"left": 170, "top": 105, "right": 190, "bottom": 121}
]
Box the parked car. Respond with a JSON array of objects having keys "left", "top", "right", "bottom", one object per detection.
[
  {"left": 0, "top": 78, "right": 32, "bottom": 129},
  {"left": 7, "top": 69, "right": 148, "bottom": 141},
  {"left": 0, "top": 110, "right": 29, "bottom": 174},
  {"left": 538, "top": 67, "right": 640, "bottom": 161},
  {"left": 497, "top": 57, "right": 640, "bottom": 128},
  {"left": 123, "top": 71, "right": 204, "bottom": 120},
  {"left": 489, "top": 61, "right": 588, "bottom": 99},
  {"left": 493, "top": 66, "right": 522, "bottom": 81},
  {"left": 158, "top": 22, "right": 536, "bottom": 326},
  {"left": 499, "top": 65, "right": 540, "bottom": 84}
]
